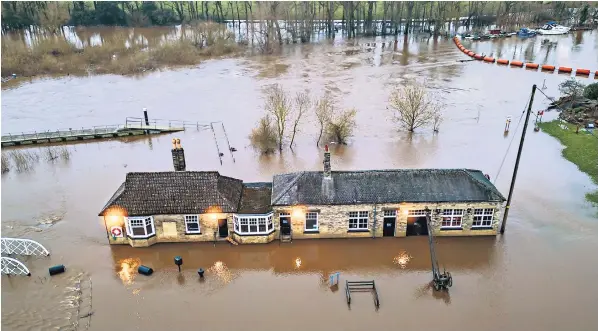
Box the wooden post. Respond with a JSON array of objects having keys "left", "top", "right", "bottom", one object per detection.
[{"left": 501, "top": 84, "right": 536, "bottom": 234}]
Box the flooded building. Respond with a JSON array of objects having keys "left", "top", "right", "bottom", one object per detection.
[{"left": 99, "top": 147, "right": 505, "bottom": 247}]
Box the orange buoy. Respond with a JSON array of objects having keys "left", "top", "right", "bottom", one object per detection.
[
  {"left": 474, "top": 54, "right": 484, "bottom": 60},
  {"left": 576, "top": 68, "right": 590, "bottom": 75},
  {"left": 497, "top": 59, "right": 509, "bottom": 65},
  {"left": 558, "top": 66, "right": 572, "bottom": 73},
  {"left": 483, "top": 57, "right": 495, "bottom": 63},
  {"left": 511, "top": 61, "right": 524, "bottom": 67},
  {"left": 462, "top": 49, "right": 469, "bottom": 53},
  {"left": 541, "top": 65, "right": 555, "bottom": 71},
  {"left": 467, "top": 51, "right": 475, "bottom": 56},
  {"left": 525, "top": 63, "right": 539, "bottom": 69}
]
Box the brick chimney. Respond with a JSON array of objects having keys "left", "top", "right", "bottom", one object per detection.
[
  {"left": 321, "top": 145, "right": 334, "bottom": 202},
  {"left": 171, "top": 138, "right": 186, "bottom": 171}
]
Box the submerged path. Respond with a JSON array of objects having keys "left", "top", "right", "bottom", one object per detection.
[{"left": 453, "top": 37, "right": 598, "bottom": 79}]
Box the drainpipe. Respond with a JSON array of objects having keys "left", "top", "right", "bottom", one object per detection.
[{"left": 372, "top": 204, "right": 377, "bottom": 239}]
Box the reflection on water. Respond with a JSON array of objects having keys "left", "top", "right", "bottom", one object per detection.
[{"left": 116, "top": 257, "right": 141, "bottom": 285}]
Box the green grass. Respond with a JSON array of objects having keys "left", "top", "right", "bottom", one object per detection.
[{"left": 538, "top": 120, "right": 598, "bottom": 204}]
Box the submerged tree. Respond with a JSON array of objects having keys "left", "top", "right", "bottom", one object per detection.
[
  {"left": 264, "top": 84, "right": 291, "bottom": 151},
  {"left": 388, "top": 82, "right": 441, "bottom": 132},
  {"left": 289, "top": 91, "right": 310, "bottom": 150},
  {"left": 314, "top": 93, "right": 334, "bottom": 147},
  {"left": 249, "top": 115, "right": 278, "bottom": 154},
  {"left": 325, "top": 108, "right": 357, "bottom": 145}
]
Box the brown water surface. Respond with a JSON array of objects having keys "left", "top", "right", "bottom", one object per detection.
[{"left": 2, "top": 30, "right": 598, "bottom": 331}]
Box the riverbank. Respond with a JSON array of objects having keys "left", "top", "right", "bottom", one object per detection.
[
  {"left": 538, "top": 120, "right": 598, "bottom": 204},
  {"left": 1, "top": 23, "right": 241, "bottom": 84}
]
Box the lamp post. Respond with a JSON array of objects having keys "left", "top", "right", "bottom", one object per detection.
[{"left": 174, "top": 256, "right": 183, "bottom": 272}]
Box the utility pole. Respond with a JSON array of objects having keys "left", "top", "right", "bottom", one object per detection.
[{"left": 501, "top": 84, "right": 537, "bottom": 234}]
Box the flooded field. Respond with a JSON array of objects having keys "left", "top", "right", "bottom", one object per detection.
[{"left": 2, "top": 29, "right": 598, "bottom": 331}]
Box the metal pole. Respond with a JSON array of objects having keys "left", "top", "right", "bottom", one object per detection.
[{"left": 501, "top": 84, "right": 536, "bottom": 234}]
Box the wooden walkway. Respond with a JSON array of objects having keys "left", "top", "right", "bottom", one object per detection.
[{"left": 1, "top": 117, "right": 209, "bottom": 147}]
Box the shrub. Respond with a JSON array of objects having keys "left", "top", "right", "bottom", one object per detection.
[
  {"left": 583, "top": 83, "right": 598, "bottom": 100},
  {"left": 249, "top": 116, "right": 278, "bottom": 154}
]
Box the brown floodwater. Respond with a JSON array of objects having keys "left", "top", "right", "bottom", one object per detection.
[{"left": 2, "top": 29, "right": 598, "bottom": 331}]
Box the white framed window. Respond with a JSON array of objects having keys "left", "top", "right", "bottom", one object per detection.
[
  {"left": 184, "top": 215, "right": 200, "bottom": 233},
  {"left": 408, "top": 210, "right": 426, "bottom": 216},
  {"left": 348, "top": 211, "right": 369, "bottom": 230},
  {"left": 233, "top": 213, "right": 274, "bottom": 235},
  {"left": 305, "top": 212, "right": 319, "bottom": 231},
  {"left": 472, "top": 208, "right": 494, "bottom": 228},
  {"left": 383, "top": 210, "right": 396, "bottom": 217},
  {"left": 126, "top": 216, "right": 155, "bottom": 238},
  {"left": 441, "top": 209, "right": 464, "bottom": 229}
]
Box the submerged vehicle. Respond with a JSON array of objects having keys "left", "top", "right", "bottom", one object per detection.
[{"left": 537, "top": 21, "right": 571, "bottom": 35}]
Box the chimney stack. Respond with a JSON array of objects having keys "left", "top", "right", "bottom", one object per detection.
[
  {"left": 321, "top": 144, "right": 334, "bottom": 202},
  {"left": 171, "top": 138, "right": 186, "bottom": 171},
  {"left": 323, "top": 145, "right": 331, "bottom": 178}
]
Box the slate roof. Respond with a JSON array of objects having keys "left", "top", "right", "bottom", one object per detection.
[
  {"left": 237, "top": 182, "right": 273, "bottom": 214},
  {"left": 271, "top": 169, "right": 506, "bottom": 206},
  {"left": 98, "top": 171, "right": 243, "bottom": 216}
]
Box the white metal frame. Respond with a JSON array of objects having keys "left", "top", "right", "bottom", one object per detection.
[
  {"left": 233, "top": 213, "right": 274, "bottom": 235},
  {"left": 184, "top": 215, "right": 201, "bottom": 233},
  {"left": 125, "top": 216, "right": 155, "bottom": 238},
  {"left": 407, "top": 209, "right": 426, "bottom": 216},
  {"left": 1, "top": 257, "right": 31, "bottom": 276},
  {"left": 305, "top": 212, "right": 319, "bottom": 232},
  {"left": 1, "top": 238, "right": 50, "bottom": 256},
  {"left": 441, "top": 209, "right": 464, "bottom": 229},
  {"left": 348, "top": 211, "right": 369, "bottom": 230},
  {"left": 472, "top": 208, "right": 494, "bottom": 228}
]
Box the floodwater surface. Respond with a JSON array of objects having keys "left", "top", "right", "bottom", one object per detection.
[{"left": 2, "top": 30, "right": 598, "bottom": 331}]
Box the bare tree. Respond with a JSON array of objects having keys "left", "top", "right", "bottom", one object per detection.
[
  {"left": 249, "top": 115, "right": 278, "bottom": 154},
  {"left": 37, "top": 2, "right": 70, "bottom": 34},
  {"left": 388, "top": 82, "right": 441, "bottom": 132},
  {"left": 314, "top": 93, "right": 333, "bottom": 146},
  {"left": 264, "top": 84, "right": 291, "bottom": 151},
  {"left": 326, "top": 108, "right": 357, "bottom": 145},
  {"left": 289, "top": 91, "right": 310, "bottom": 149}
]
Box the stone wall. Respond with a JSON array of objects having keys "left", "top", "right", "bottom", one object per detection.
[
  {"left": 272, "top": 201, "right": 503, "bottom": 240},
  {"left": 232, "top": 232, "right": 276, "bottom": 244},
  {"left": 103, "top": 213, "right": 234, "bottom": 247}
]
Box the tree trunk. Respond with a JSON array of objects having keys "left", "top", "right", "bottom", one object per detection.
[{"left": 405, "top": 1, "right": 414, "bottom": 36}]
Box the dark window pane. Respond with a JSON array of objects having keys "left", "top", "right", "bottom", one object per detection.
[{"left": 133, "top": 227, "right": 146, "bottom": 236}]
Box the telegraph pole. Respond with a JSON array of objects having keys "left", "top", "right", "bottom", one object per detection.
[{"left": 501, "top": 84, "right": 537, "bottom": 234}]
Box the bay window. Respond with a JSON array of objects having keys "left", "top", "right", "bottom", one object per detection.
[
  {"left": 126, "top": 216, "right": 155, "bottom": 238},
  {"left": 233, "top": 213, "right": 274, "bottom": 235}
]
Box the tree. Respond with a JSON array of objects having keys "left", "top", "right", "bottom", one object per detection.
[
  {"left": 37, "top": 2, "right": 70, "bottom": 34},
  {"left": 314, "top": 94, "right": 333, "bottom": 146},
  {"left": 325, "top": 108, "right": 356, "bottom": 145},
  {"left": 579, "top": 4, "right": 589, "bottom": 25},
  {"left": 249, "top": 115, "right": 278, "bottom": 154},
  {"left": 583, "top": 83, "right": 598, "bottom": 100},
  {"left": 289, "top": 92, "right": 310, "bottom": 149},
  {"left": 559, "top": 78, "right": 585, "bottom": 101},
  {"left": 388, "top": 82, "right": 441, "bottom": 132},
  {"left": 264, "top": 84, "right": 291, "bottom": 151}
]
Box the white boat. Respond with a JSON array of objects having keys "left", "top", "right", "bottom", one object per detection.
[{"left": 537, "top": 22, "right": 570, "bottom": 35}]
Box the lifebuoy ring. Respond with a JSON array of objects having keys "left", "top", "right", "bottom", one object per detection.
[{"left": 111, "top": 227, "right": 122, "bottom": 237}]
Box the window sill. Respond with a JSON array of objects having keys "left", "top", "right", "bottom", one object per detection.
[
  {"left": 471, "top": 227, "right": 493, "bottom": 230},
  {"left": 440, "top": 228, "right": 463, "bottom": 231},
  {"left": 347, "top": 229, "right": 370, "bottom": 233},
  {"left": 303, "top": 230, "right": 320, "bottom": 234},
  {"left": 185, "top": 232, "right": 202, "bottom": 235},
  {"left": 127, "top": 234, "right": 156, "bottom": 240},
  {"left": 234, "top": 230, "right": 275, "bottom": 237}
]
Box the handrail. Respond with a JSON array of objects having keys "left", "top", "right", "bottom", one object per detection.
[
  {"left": 1, "top": 257, "right": 31, "bottom": 276},
  {"left": 1, "top": 237, "right": 50, "bottom": 256}
]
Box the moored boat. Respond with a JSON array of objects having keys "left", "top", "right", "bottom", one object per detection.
[{"left": 536, "top": 21, "right": 570, "bottom": 35}]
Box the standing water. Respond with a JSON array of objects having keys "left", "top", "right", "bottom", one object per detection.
[{"left": 2, "top": 28, "right": 598, "bottom": 331}]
